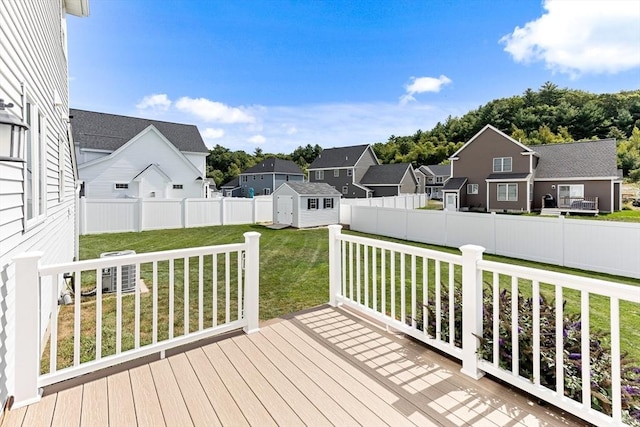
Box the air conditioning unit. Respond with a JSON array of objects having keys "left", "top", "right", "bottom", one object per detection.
[{"left": 100, "top": 250, "right": 136, "bottom": 293}]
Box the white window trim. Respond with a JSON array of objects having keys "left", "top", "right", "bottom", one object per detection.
[
  {"left": 333, "top": 169, "right": 339, "bottom": 177},
  {"left": 172, "top": 184, "right": 183, "bottom": 190},
  {"left": 467, "top": 183, "right": 478, "bottom": 194},
  {"left": 342, "top": 186, "right": 348, "bottom": 194},
  {"left": 264, "top": 188, "right": 271, "bottom": 195},
  {"left": 323, "top": 198, "right": 333, "bottom": 209},
  {"left": 307, "top": 198, "right": 319, "bottom": 210},
  {"left": 24, "top": 101, "right": 48, "bottom": 228},
  {"left": 497, "top": 183, "right": 518, "bottom": 201},
  {"left": 315, "top": 170, "right": 324, "bottom": 180},
  {"left": 114, "top": 183, "right": 129, "bottom": 190},
  {"left": 493, "top": 157, "right": 513, "bottom": 173},
  {"left": 58, "top": 135, "right": 66, "bottom": 202}
]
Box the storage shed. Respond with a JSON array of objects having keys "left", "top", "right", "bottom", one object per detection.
[{"left": 272, "top": 182, "right": 342, "bottom": 228}]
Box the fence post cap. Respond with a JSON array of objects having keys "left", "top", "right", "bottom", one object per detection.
[
  {"left": 243, "top": 231, "right": 261, "bottom": 239},
  {"left": 328, "top": 224, "right": 343, "bottom": 231}
]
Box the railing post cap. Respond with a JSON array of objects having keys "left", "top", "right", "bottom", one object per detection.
[
  {"left": 243, "top": 231, "right": 261, "bottom": 238},
  {"left": 328, "top": 224, "right": 342, "bottom": 231},
  {"left": 459, "top": 244, "right": 485, "bottom": 254},
  {"left": 13, "top": 251, "right": 44, "bottom": 261}
]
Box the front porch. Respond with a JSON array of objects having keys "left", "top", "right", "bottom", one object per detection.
[{"left": 4, "top": 306, "right": 581, "bottom": 427}]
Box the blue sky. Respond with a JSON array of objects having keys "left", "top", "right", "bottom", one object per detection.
[{"left": 67, "top": 0, "right": 640, "bottom": 154}]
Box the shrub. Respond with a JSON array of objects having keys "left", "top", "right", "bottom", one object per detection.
[{"left": 412, "top": 287, "right": 640, "bottom": 425}]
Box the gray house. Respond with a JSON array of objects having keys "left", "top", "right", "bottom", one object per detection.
[
  {"left": 308, "top": 144, "right": 377, "bottom": 198},
  {"left": 443, "top": 124, "right": 622, "bottom": 213},
  {"left": 360, "top": 163, "right": 418, "bottom": 197},
  {"left": 416, "top": 164, "right": 451, "bottom": 199},
  {"left": 272, "top": 182, "right": 341, "bottom": 228},
  {"left": 238, "top": 157, "right": 304, "bottom": 197},
  {"left": 308, "top": 144, "right": 418, "bottom": 198},
  {"left": 220, "top": 177, "right": 240, "bottom": 197}
]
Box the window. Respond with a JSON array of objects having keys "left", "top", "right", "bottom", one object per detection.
[
  {"left": 115, "top": 183, "right": 129, "bottom": 189},
  {"left": 260, "top": 175, "right": 264, "bottom": 180},
  {"left": 173, "top": 184, "right": 183, "bottom": 189},
  {"left": 416, "top": 176, "right": 420, "bottom": 183},
  {"left": 242, "top": 175, "right": 247, "bottom": 182},
  {"left": 264, "top": 188, "right": 271, "bottom": 195},
  {"left": 323, "top": 198, "right": 333, "bottom": 209},
  {"left": 286, "top": 175, "right": 289, "bottom": 181},
  {"left": 315, "top": 170, "right": 324, "bottom": 180},
  {"left": 342, "top": 186, "right": 348, "bottom": 194},
  {"left": 333, "top": 169, "right": 339, "bottom": 177},
  {"left": 467, "top": 184, "right": 478, "bottom": 194},
  {"left": 347, "top": 169, "right": 353, "bottom": 177},
  {"left": 307, "top": 198, "right": 319, "bottom": 209},
  {"left": 252, "top": 175, "right": 256, "bottom": 180},
  {"left": 493, "top": 157, "right": 512, "bottom": 172},
  {"left": 435, "top": 176, "right": 444, "bottom": 183},
  {"left": 557, "top": 184, "right": 584, "bottom": 207},
  {"left": 24, "top": 102, "right": 46, "bottom": 223},
  {"left": 497, "top": 183, "right": 518, "bottom": 201}
]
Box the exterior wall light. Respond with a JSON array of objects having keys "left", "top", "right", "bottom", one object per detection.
[{"left": 0, "top": 99, "right": 29, "bottom": 162}]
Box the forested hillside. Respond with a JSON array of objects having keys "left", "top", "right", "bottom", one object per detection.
[{"left": 207, "top": 83, "right": 640, "bottom": 185}]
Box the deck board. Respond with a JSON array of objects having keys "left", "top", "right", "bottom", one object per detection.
[
  {"left": 80, "top": 377, "right": 108, "bottom": 427},
  {"left": 129, "top": 364, "right": 165, "bottom": 427},
  {"left": 168, "top": 352, "right": 221, "bottom": 427},
  {"left": 106, "top": 371, "right": 137, "bottom": 427},
  {"left": 149, "top": 358, "right": 194, "bottom": 427},
  {"left": 202, "top": 343, "right": 277, "bottom": 426},
  {"left": 185, "top": 348, "right": 250, "bottom": 427},
  {"left": 5, "top": 306, "right": 585, "bottom": 427},
  {"left": 51, "top": 385, "right": 83, "bottom": 427}
]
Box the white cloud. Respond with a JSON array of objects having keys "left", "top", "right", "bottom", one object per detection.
[
  {"left": 400, "top": 75, "right": 452, "bottom": 104},
  {"left": 136, "top": 93, "right": 172, "bottom": 111},
  {"left": 175, "top": 97, "right": 255, "bottom": 124},
  {"left": 248, "top": 134, "right": 266, "bottom": 144},
  {"left": 201, "top": 127, "right": 225, "bottom": 140},
  {"left": 500, "top": 0, "right": 640, "bottom": 77}
]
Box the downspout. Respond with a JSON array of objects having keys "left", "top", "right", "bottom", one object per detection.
[{"left": 74, "top": 180, "right": 82, "bottom": 261}]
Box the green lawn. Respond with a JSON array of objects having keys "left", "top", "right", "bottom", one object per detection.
[{"left": 45, "top": 224, "right": 638, "bottom": 371}]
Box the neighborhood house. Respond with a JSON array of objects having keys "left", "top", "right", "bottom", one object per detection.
[
  {"left": 71, "top": 109, "right": 210, "bottom": 199},
  {"left": 308, "top": 144, "right": 418, "bottom": 197},
  {"left": 415, "top": 164, "right": 451, "bottom": 199},
  {"left": 442, "top": 124, "right": 622, "bottom": 213}
]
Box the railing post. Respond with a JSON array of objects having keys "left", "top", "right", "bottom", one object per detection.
[
  {"left": 12, "top": 252, "right": 44, "bottom": 408},
  {"left": 328, "top": 224, "right": 343, "bottom": 307},
  {"left": 243, "top": 232, "right": 261, "bottom": 334},
  {"left": 459, "top": 244, "right": 486, "bottom": 380}
]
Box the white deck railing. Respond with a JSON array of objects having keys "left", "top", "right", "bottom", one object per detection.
[
  {"left": 13, "top": 232, "right": 260, "bottom": 408},
  {"left": 328, "top": 225, "right": 640, "bottom": 427}
]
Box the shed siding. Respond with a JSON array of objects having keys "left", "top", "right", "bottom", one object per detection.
[
  {"left": 297, "top": 197, "right": 340, "bottom": 228},
  {"left": 0, "top": 0, "right": 80, "bottom": 410}
]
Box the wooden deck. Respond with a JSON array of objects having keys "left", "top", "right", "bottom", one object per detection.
[{"left": 4, "top": 306, "right": 585, "bottom": 427}]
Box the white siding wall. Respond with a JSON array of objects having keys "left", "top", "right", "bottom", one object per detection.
[
  {"left": 79, "top": 128, "right": 203, "bottom": 199},
  {"left": 0, "top": 0, "right": 79, "bottom": 409}
]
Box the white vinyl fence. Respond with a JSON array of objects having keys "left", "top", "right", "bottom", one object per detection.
[
  {"left": 80, "top": 196, "right": 273, "bottom": 234},
  {"left": 349, "top": 206, "right": 640, "bottom": 279},
  {"left": 80, "top": 194, "right": 428, "bottom": 235},
  {"left": 328, "top": 225, "right": 640, "bottom": 426}
]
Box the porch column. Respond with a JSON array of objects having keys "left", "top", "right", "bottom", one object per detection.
[
  {"left": 459, "top": 244, "right": 486, "bottom": 380},
  {"left": 12, "top": 252, "right": 44, "bottom": 408}
]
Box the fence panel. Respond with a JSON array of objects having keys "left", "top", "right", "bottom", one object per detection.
[
  {"left": 224, "top": 198, "right": 254, "bottom": 224},
  {"left": 142, "top": 199, "right": 183, "bottom": 230},
  {"left": 82, "top": 199, "right": 138, "bottom": 234},
  {"left": 187, "top": 199, "right": 223, "bottom": 227},
  {"left": 494, "top": 215, "right": 563, "bottom": 265},
  {"left": 254, "top": 197, "right": 273, "bottom": 222},
  {"left": 444, "top": 212, "right": 495, "bottom": 251}
]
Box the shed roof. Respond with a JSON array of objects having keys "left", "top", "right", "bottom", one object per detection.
[
  {"left": 532, "top": 139, "right": 619, "bottom": 179},
  {"left": 243, "top": 157, "right": 304, "bottom": 175},
  {"left": 70, "top": 109, "right": 209, "bottom": 153},
  {"left": 308, "top": 144, "right": 373, "bottom": 168},
  {"left": 280, "top": 182, "right": 342, "bottom": 196},
  {"left": 360, "top": 163, "right": 412, "bottom": 185}
]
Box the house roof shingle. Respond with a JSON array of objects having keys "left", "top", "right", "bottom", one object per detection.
[
  {"left": 242, "top": 157, "right": 304, "bottom": 175},
  {"left": 281, "top": 182, "right": 342, "bottom": 196},
  {"left": 532, "top": 139, "right": 619, "bottom": 179},
  {"left": 442, "top": 177, "right": 467, "bottom": 191},
  {"left": 220, "top": 177, "right": 239, "bottom": 189},
  {"left": 486, "top": 173, "right": 530, "bottom": 180},
  {"left": 419, "top": 164, "right": 451, "bottom": 177},
  {"left": 360, "top": 163, "right": 412, "bottom": 185},
  {"left": 70, "top": 109, "right": 209, "bottom": 154},
  {"left": 308, "top": 144, "right": 372, "bottom": 169}
]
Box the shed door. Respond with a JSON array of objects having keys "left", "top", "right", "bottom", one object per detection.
[
  {"left": 277, "top": 196, "right": 293, "bottom": 225},
  {"left": 444, "top": 193, "right": 458, "bottom": 211}
]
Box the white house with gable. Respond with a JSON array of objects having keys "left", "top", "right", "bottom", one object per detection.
[
  {"left": 0, "top": 0, "right": 89, "bottom": 412},
  {"left": 71, "top": 109, "right": 210, "bottom": 199}
]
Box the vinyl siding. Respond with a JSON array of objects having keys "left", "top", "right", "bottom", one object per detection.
[{"left": 0, "top": 0, "right": 79, "bottom": 410}]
